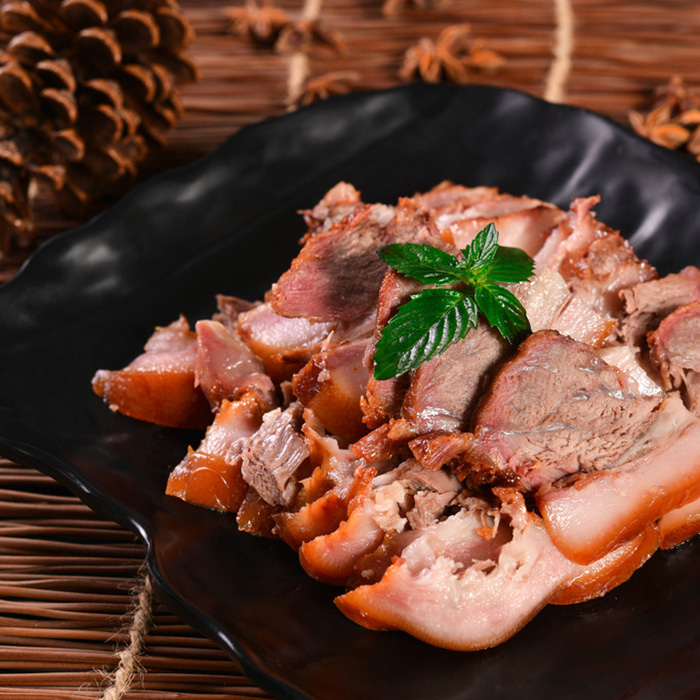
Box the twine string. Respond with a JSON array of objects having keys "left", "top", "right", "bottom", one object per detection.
[
  {"left": 544, "top": 0, "right": 574, "bottom": 103},
  {"left": 99, "top": 572, "right": 154, "bottom": 700}
]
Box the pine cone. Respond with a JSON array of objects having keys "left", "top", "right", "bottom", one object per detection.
[{"left": 0, "top": 0, "right": 197, "bottom": 255}]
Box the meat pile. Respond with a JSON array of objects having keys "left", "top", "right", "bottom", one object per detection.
[{"left": 92, "top": 182, "right": 700, "bottom": 650}]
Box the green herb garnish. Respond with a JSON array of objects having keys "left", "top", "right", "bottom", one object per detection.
[{"left": 372, "top": 223, "right": 534, "bottom": 380}]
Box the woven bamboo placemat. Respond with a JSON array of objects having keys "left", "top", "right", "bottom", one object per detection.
[{"left": 3, "top": 1, "right": 700, "bottom": 698}]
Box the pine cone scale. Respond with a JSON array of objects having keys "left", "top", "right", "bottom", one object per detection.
[
  {"left": 35, "top": 58, "right": 77, "bottom": 91},
  {"left": 113, "top": 10, "right": 160, "bottom": 54},
  {"left": 0, "top": 62, "right": 38, "bottom": 119},
  {"left": 60, "top": 0, "right": 109, "bottom": 30},
  {"left": 40, "top": 87, "right": 78, "bottom": 128}
]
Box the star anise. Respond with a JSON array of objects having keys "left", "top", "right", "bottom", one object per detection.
[
  {"left": 629, "top": 77, "right": 700, "bottom": 160},
  {"left": 224, "top": 0, "right": 290, "bottom": 46},
  {"left": 653, "top": 74, "right": 700, "bottom": 113},
  {"left": 399, "top": 25, "right": 504, "bottom": 85},
  {"left": 291, "top": 70, "right": 359, "bottom": 109},
  {"left": 275, "top": 18, "right": 346, "bottom": 55}
]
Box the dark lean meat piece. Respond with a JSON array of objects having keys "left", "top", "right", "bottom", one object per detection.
[
  {"left": 400, "top": 322, "right": 507, "bottom": 435},
  {"left": 467, "top": 330, "right": 662, "bottom": 491},
  {"left": 269, "top": 198, "right": 444, "bottom": 323}
]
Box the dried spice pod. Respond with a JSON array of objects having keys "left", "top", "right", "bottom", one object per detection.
[
  {"left": 275, "top": 19, "right": 346, "bottom": 56},
  {"left": 224, "top": 0, "right": 290, "bottom": 46},
  {"left": 0, "top": 0, "right": 198, "bottom": 256},
  {"left": 290, "top": 70, "right": 359, "bottom": 109},
  {"left": 399, "top": 24, "right": 504, "bottom": 85},
  {"left": 629, "top": 76, "right": 700, "bottom": 162}
]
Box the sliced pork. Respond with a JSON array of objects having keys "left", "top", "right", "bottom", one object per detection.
[
  {"left": 469, "top": 330, "right": 662, "bottom": 490},
  {"left": 240, "top": 402, "right": 310, "bottom": 508},
  {"left": 619, "top": 266, "right": 700, "bottom": 345},
  {"left": 648, "top": 301, "right": 700, "bottom": 414},
  {"left": 440, "top": 195, "right": 564, "bottom": 256},
  {"left": 92, "top": 316, "right": 212, "bottom": 430},
  {"left": 536, "top": 196, "right": 656, "bottom": 345},
  {"left": 237, "top": 302, "right": 335, "bottom": 382},
  {"left": 166, "top": 392, "right": 264, "bottom": 512},
  {"left": 537, "top": 394, "right": 700, "bottom": 563},
  {"left": 400, "top": 322, "right": 507, "bottom": 435},
  {"left": 93, "top": 181, "right": 700, "bottom": 652},
  {"left": 269, "top": 198, "right": 445, "bottom": 322},
  {"left": 213, "top": 294, "right": 257, "bottom": 330},
  {"left": 360, "top": 269, "right": 419, "bottom": 429},
  {"left": 413, "top": 181, "right": 499, "bottom": 212},
  {"left": 658, "top": 493, "right": 700, "bottom": 550},
  {"left": 195, "top": 320, "right": 277, "bottom": 411},
  {"left": 292, "top": 340, "right": 369, "bottom": 442},
  {"left": 336, "top": 489, "right": 655, "bottom": 651},
  {"left": 300, "top": 181, "right": 362, "bottom": 235}
]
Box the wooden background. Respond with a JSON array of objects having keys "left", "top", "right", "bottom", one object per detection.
[{"left": 3, "top": 0, "right": 700, "bottom": 698}]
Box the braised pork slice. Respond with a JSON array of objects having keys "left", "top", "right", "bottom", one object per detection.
[
  {"left": 648, "top": 301, "right": 700, "bottom": 414},
  {"left": 300, "top": 459, "right": 462, "bottom": 586},
  {"left": 535, "top": 196, "right": 656, "bottom": 346},
  {"left": 92, "top": 316, "right": 212, "bottom": 430},
  {"left": 537, "top": 394, "right": 700, "bottom": 563},
  {"left": 439, "top": 195, "right": 564, "bottom": 256},
  {"left": 166, "top": 392, "right": 264, "bottom": 512},
  {"left": 269, "top": 198, "right": 445, "bottom": 322},
  {"left": 213, "top": 294, "right": 257, "bottom": 330},
  {"left": 413, "top": 181, "right": 499, "bottom": 212},
  {"left": 619, "top": 266, "right": 700, "bottom": 345},
  {"left": 292, "top": 340, "right": 369, "bottom": 442},
  {"left": 469, "top": 330, "right": 662, "bottom": 490},
  {"left": 400, "top": 322, "right": 508, "bottom": 435},
  {"left": 658, "top": 492, "right": 700, "bottom": 550},
  {"left": 195, "top": 320, "right": 277, "bottom": 411},
  {"left": 274, "top": 437, "right": 366, "bottom": 551},
  {"left": 548, "top": 524, "right": 659, "bottom": 605},
  {"left": 335, "top": 489, "right": 654, "bottom": 651},
  {"left": 237, "top": 302, "right": 335, "bottom": 382}
]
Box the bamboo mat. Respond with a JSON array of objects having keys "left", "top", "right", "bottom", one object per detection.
[{"left": 3, "top": 1, "right": 700, "bottom": 698}]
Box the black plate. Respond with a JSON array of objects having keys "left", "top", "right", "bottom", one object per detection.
[{"left": 2, "top": 84, "right": 700, "bottom": 700}]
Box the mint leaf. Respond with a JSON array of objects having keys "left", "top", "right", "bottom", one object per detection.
[
  {"left": 377, "top": 243, "right": 462, "bottom": 285},
  {"left": 373, "top": 289, "right": 477, "bottom": 380},
  {"left": 373, "top": 223, "right": 535, "bottom": 378},
  {"left": 460, "top": 222, "right": 499, "bottom": 279},
  {"left": 475, "top": 282, "right": 529, "bottom": 343},
  {"left": 487, "top": 246, "right": 536, "bottom": 283}
]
